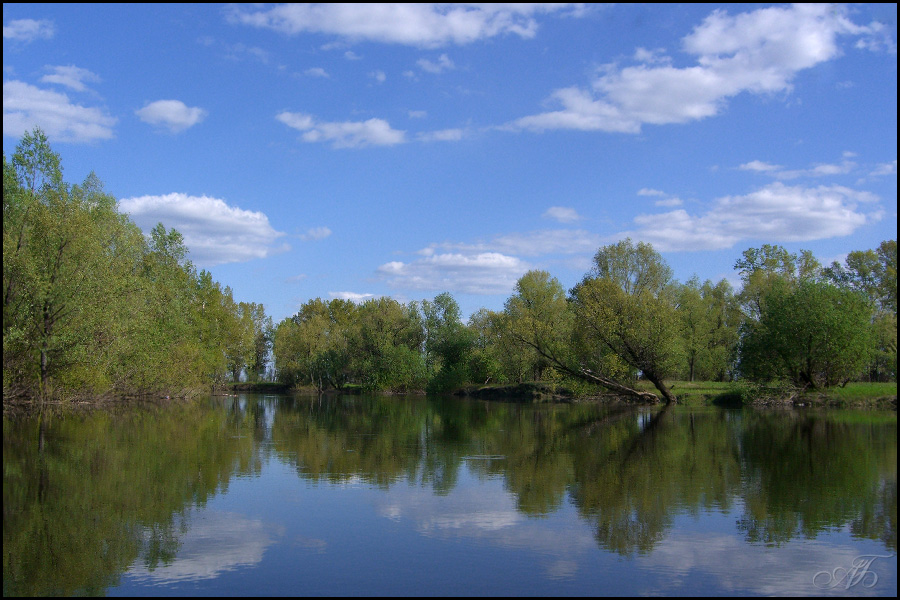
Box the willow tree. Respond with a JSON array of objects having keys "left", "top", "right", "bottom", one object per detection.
[
  {"left": 570, "top": 239, "right": 681, "bottom": 404},
  {"left": 503, "top": 262, "right": 666, "bottom": 404}
]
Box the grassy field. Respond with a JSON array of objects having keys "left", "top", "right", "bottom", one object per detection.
[{"left": 633, "top": 379, "right": 897, "bottom": 408}]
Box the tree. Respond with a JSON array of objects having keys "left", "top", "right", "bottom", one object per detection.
[
  {"left": 465, "top": 308, "right": 507, "bottom": 384},
  {"left": 422, "top": 292, "right": 475, "bottom": 393},
  {"left": 503, "top": 262, "right": 666, "bottom": 404},
  {"left": 823, "top": 240, "right": 897, "bottom": 381},
  {"left": 823, "top": 240, "right": 897, "bottom": 314},
  {"left": 571, "top": 239, "right": 681, "bottom": 403},
  {"left": 675, "top": 277, "right": 740, "bottom": 382},
  {"left": 734, "top": 244, "right": 822, "bottom": 321},
  {"left": 738, "top": 280, "right": 874, "bottom": 389},
  {"left": 3, "top": 129, "right": 121, "bottom": 396}
]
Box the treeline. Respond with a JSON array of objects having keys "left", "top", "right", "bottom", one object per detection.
[
  {"left": 274, "top": 240, "right": 896, "bottom": 403},
  {"left": 3, "top": 129, "right": 271, "bottom": 401},
  {"left": 3, "top": 129, "right": 896, "bottom": 404}
]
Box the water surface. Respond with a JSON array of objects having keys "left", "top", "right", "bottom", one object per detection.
[{"left": 3, "top": 394, "right": 896, "bottom": 596}]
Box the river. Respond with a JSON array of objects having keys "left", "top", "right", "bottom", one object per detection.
[{"left": 3, "top": 393, "right": 896, "bottom": 596}]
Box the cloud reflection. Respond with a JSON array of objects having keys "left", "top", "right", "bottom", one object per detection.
[{"left": 125, "top": 510, "right": 278, "bottom": 583}]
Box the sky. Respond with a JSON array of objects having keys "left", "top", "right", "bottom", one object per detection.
[{"left": 3, "top": 3, "right": 897, "bottom": 324}]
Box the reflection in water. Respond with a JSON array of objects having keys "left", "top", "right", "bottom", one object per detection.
[
  {"left": 2, "top": 394, "right": 896, "bottom": 596},
  {"left": 125, "top": 511, "right": 275, "bottom": 583}
]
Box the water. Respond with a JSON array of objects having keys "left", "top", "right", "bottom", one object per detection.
[{"left": 3, "top": 393, "right": 896, "bottom": 596}]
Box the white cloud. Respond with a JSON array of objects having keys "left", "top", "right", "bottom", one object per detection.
[
  {"left": 118, "top": 193, "right": 289, "bottom": 266},
  {"left": 741, "top": 158, "right": 858, "bottom": 179},
  {"left": 377, "top": 227, "right": 606, "bottom": 297},
  {"left": 304, "top": 67, "right": 329, "bottom": 78},
  {"left": 542, "top": 206, "right": 583, "bottom": 224},
  {"left": 40, "top": 65, "right": 101, "bottom": 92},
  {"left": 625, "top": 182, "right": 881, "bottom": 251},
  {"left": 408, "top": 110, "right": 427, "bottom": 119},
  {"left": 417, "top": 128, "right": 465, "bottom": 142},
  {"left": 329, "top": 291, "right": 374, "bottom": 303},
  {"left": 300, "top": 226, "right": 332, "bottom": 241},
  {"left": 3, "top": 18, "right": 55, "bottom": 42},
  {"left": 277, "top": 111, "right": 406, "bottom": 148},
  {"left": 739, "top": 160, "right": 782, "bottom": 172},
  {"left": 369, "top": 69, "right": 386, "bottom": 83},
  {"left": 378, "top": 251, "right": 531, "bottom": 295},
  {"left": 136, "top": 100, "right": 208, "bottom": 133},
  {"left": 775, "top": 161, "right": 857, "bottom": 180},
  {"left": 638, "top": 188, "right": 682, "bottom": 206},
  {"left": 126, "top": 510, "right": 275, "bottom": 584},
  {"left": 228, "top": 4, "right": 579, "bottom": 48},
  {"left": 2, "top": 80, "right": 116, "bottom": 143},
  {"left": 490, "top": 229, "right": 602, "bottom": 257},
  {"left": 654, "top": 197, "right": 683, "bottom": 207},
  {"left": 417, "top": 53, "right": 454, "bottom": 74},
  {"left": 870, "top": 160, "right": 897, "bottom": 177},
  {"left": 512, "top": 4, "right": 874, "bottom": 133}
]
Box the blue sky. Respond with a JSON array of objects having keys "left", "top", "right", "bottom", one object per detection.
[{"left": 3, "top": 3, "right": 897, "bottom": 323}]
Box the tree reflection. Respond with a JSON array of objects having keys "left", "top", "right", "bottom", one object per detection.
[
  {"left": 3, "top": 395, "right": 895, "bottom": 595},
  {"left": 265, "top": 395, "right": 895, "bottom": 557},
  {"left": 2, "top": 400, "right": 258, "bottom": 596},
  {"left": 737, "top": 411, "right": 897, "bottom": 550}
]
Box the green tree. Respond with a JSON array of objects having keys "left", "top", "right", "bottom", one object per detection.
[
  {"left": 823, "top": 241, "right": 897, "bottom": 382},
  {"left": 738, "top": 280, "right": 874, "bottom": 389},
  {"left": 422, "top": 292, "right": 475, "bottom": 393},
  {"left": 571, "top": 239, "right": 681, "bottom": 403},
  {"left": 675, "top": 277, "right": 740, "bottom": 382},
  {"left": 823, "top": 240, "right": 897, "bottom": 314},
  {"left": 503, "top": 264, "right": 664, "bottom": 403}
]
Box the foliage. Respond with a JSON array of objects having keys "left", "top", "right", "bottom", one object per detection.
[
  {"left": 738, "top": 280, "right": 874, "bottom": 389},
  {"left": 3, "top": 129, "right": 271, "bottom": 401}
]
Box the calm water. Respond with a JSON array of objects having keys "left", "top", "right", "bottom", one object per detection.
[{"left": 3, "top": 393, "right": 897, "bottom": 597}]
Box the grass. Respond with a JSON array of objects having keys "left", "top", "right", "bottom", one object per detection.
[{"left": 636, "top": 379, "right": 897, "bottom": 408}]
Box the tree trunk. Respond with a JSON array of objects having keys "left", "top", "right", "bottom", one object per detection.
[{"left": 642, "top": 372, "right": 678, "bottom": 405}]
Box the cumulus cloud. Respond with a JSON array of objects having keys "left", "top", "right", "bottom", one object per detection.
[
  {"left": 276, "top": 111, "right": 406, "bottom": 148},
  {"left": 624, "top": 182, "right": 881, "bottom": 251},
  {"left": 329, "top": 291, "right": 374, "bottom": 303},
  {"left": 741, "top": 157, "right": 858, "bottom": 179},
  {"left": 304, "top": 67, "right": 329, "bottom": 78},
  {"left": 376, "top": 226, "right": 606, "bottom": 297},
  {"left": 490, "top": 229, "right": 602, "bottom": 257},
  {"left": 40, "top": 65, "right": 101, "bottom": 92},
  {"left": 136, "top": 100, "right": 208, "bottom": 133},
  {"left": 542, "top": 206, "right": 583, "bottom": 224},
  {"left": 512, "top": 4, "right": 876, "bottom": 134},
  {"left": 870, "top": 160, "right": 897, "bottom": 176},
  {"left": 417, "top": 53, "right": 454, "bottom": 74},
  {"left": 118, "top": 193, "right": 289, "bottom": 266},
  {"left": 3, "top": 80, "right": 116, "bottom": 142},
  {"left": 378, "top": 251, "right": 531, "bottom": 295},
  {"left": 228, "top": 4, "right": 580, "bottom": 48},
  {"left": 739, "top": 160, "right": 782, "bottom": 172},
  {"left": 637, "top": 188, "right": 682, "bottom": 207},
  {"left": 417, "top": 128, "right": 465, "bottom": 142},
  {"left": 300, "top": 226, "right": 332, "bottom": 241},
  {"left": 3, "top": 18, "right": 55, "bottom": 42},
  {"left": 654, "top": 198, "right": 683, "bottom": 207}
]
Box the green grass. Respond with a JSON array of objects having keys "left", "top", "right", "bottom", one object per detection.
[
  {"left": 637, "top": 380, "right": 897, "bottom": 408},
  {"left": 632, "top": 380, "right": 742, "bottom": 406}
]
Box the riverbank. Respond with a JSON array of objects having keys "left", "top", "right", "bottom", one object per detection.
[{"left": 454, "top": 380, "right": 898, "bottom": 409}]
